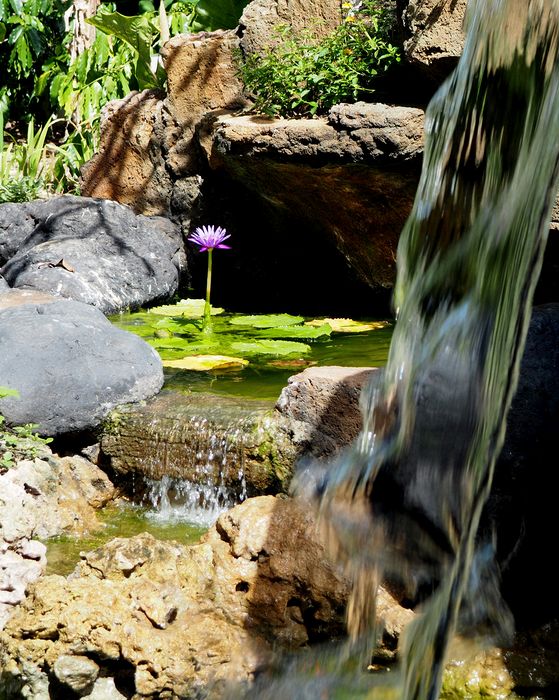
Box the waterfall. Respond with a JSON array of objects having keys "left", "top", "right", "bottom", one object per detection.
[{"left": 292, "top": 0, "right": 559, "bottom": 698}]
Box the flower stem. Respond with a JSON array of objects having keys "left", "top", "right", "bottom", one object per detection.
[{"left": 203, "top": 248, "right": 213, "bottom": 332}]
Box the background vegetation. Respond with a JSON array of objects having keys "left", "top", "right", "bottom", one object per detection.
[{"left": 0, "top": 0, "right": 399, "bottom": 202}]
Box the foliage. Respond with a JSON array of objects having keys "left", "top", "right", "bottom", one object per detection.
[
  {"left": 0, "top": 112, "right": 83, "bottom": 200},
  {"left": 190, "top": 0, "right": 250, "bottom": 32},
  {"left": 0, "top": 0, "right": 69, "bottom": 120},
  {"left": 238, "top": 0, "right": 400, "bottom": 117},
  {"left": 0, "top": 388, "right": 52, "bottom": 470},
  {"left": 112, "top": 300, "right": 389, "bottom": 373}
]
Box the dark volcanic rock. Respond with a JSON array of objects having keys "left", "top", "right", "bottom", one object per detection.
[
  {"left": 0, "top": 293, "right": 163, "bottom": 436},
  {"left": 0, "top": 196, "right": 186, "bottom": 314}
]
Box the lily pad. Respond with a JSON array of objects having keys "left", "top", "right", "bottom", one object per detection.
[
  {"left": 148, "top": 299, "right": 224, "bottom": 318},
  {"left": 230, "top": 340, "right": 311, "bottom": 356},
  {"left": 162, "top": 355, "right": 248, "bottom": 371},
  {"left": 305, "top": 318, "right": 391, "bottom": 333},
  {"left": 267, "top": 359, "right": 317, "bottom": 369},
  {"left": 229, "top": 313, "right": 305, "bottom": 328},
  {"left": 254, "top": 323, "right": 332, "bottom": 340}
]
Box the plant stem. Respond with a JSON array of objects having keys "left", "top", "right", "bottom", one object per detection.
[{"left": 203, "top": 248, "right": 213, "bottom": 332}]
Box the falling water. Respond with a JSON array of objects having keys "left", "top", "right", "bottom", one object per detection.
[{"left": 291, "top": 0, "right": 559, "bottom": 698}]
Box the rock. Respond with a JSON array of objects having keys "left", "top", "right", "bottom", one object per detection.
[
  {"left": 400, "top": 0, "right": 467, "bottom": 81},
  {"left": 80, "top": 91, "right": 172, "bottom": 216},
  {"left": 0, "top": 195, "right": 186, "bottom": 314},
  {"left": 204, "top": 103, "right": 424, "bottom": 289},
  {"left": 0, "top": 497, "right": 357, "bottom": 698},
  {"left": 0, "top": 294, "right": 164, "bottom": 435},
  {"left": 82, "top": 31, "right": 246, "bottom": 218},
  {"left": 275, "top": 366, "right": 378, "bottom": 459},
  {"left": 100, "top": 390, "right": 296, "bottom": 495},
  {"left": 239, "top": 0, "right": 342, "bottom": 57},
  {"left": 0, "top": 451, "right": 115, "bottom": 543},
  {"left": 84, "top": 677, "right": 126, "bottom": 699},
  {"left": 0, "top": 275, "right": 8, "bottom": 292},
  {"left": 0, "top": 541, "right": 46, "bottom": 629},
  {"left": 53, "top": 655, "right": 99, "bottom": 694}
]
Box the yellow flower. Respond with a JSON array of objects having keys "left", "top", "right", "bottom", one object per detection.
[
  {"left": 342, "top": 2, "right": 352, "bottom": 7},
  {"left": 345, "top": 15, "right": 356, "bottom": 22}
]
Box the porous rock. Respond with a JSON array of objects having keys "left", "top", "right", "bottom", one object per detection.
[
  {"left": 0, "top": 293, "right": 163, "bottom": 435},
  {"left": 0, "top": 452, "right": 115, "bottom": 543},
  {"left": 0, "top": 496, "right": 354, "bottom": 699},
  {"left": 400, "top": 0, "right": 467, "bottom": 80},
  {"left": 239, "top": 0, "right": 342, "bottom": 57},
  {"left": 0, "top": 195, "right": 186, "bottom": 314}
]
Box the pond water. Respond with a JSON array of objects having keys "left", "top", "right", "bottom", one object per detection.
[
  {"left": 45, "top": 501, "right": 207, "bottom": 576},
  {"left": 46, "top": 311, "right": 393, "bottom": 577},
  {"left": 111, "top": 308, "right": 394, "bottom": 401}
]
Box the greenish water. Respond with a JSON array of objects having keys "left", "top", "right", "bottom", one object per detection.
[
  {"left": 112, "top": 310, "right": 393, "bottom": 401},
  {"left": 45, "top": 502, "right": 206, "bottom": 577}
]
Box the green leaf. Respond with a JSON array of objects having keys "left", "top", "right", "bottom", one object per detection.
[
  {"left": 0, "top": 22, "right": 5, "bottom": 42},
  {"left": 228, "top": 313, "right": 305, "bottom": 328},
  {"left": 163, "top": 355, "right": 249, "bottom": 371},
  {"left": 0, "top": 386, "right": 19, "bottom": 399},
  {"left": 191, "top": 0, "right": 250, "bottom": 31},
  {"left": 230, "top": 339, "right": 311, "bottom": 356},
  {"left": 8, "top": 0, "right": 22, "bottom": 14},
  {"left": 86, "top": 11, "right": 156, "bottom": 87},
  {"left": 148, "top": 299, "right": 224, "bottom": 318},
  {"left": 305, "top": 318, "right": 391, "bottom": 333},
  {"left": 253, "top": 323, "right": 332, "bottom": 340}
]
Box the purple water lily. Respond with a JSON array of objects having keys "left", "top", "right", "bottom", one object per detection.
[
  {"left": 188, "top": 225, "right": 231, "bottom": 252},
  {"left": 188, "top": 225, "right": 231, "bottom": 332}
]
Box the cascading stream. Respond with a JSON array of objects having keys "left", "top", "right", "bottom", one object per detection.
[{"left": 292, "top": 1, "right": 559, "bottom": 698}]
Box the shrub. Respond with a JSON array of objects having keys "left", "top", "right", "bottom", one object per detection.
[{"left": 238, "top": 0, "right": 400, "bottom": 117}]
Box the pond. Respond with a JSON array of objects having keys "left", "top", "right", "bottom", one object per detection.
[
  {"left": 46, "top": 306, "right": 394, "bottom": 577},
  {"left": 110, "top": 303, "right": 394, "bottom": 401},
  {"left": 45, "top": 501, "right": 207, "bottom": 576}
]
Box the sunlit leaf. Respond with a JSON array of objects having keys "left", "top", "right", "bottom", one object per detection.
[
  {"left": 254, "top": 323, "right": 332, "bottom": 340},
  {"left": 305, "top": 318, "right": 391, "bottom": 333},
  {"left": 162, "top": 355, "right": 249, "bottom": 371},
  {"left": 228, "top": 313, "right": 304, "bottom": 328},
  {"left": 191, "top": 0, "right": 250, "bottom": 32},
  {"left": 148, "top": 299, "right": 224, "bottom": 317},
  {"left": 230, "top": 340, "right": 311, "bottom": 356}
]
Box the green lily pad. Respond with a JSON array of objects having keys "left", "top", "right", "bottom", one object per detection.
[
  {"left": 230, "top": 340, "right": 311, "bottom": 356},
  {"left": 254, "top": 323, "right": 332, "bottom": 340},
  {"left": 162, "top": 355, "right": 249, "bottom": 371},
  {"left": 305, "top": 318, "right": 391, "bottom": 333},
  {"left": 148, "top": 336, "right": 193, "bottom": 350},
  {"left": 148, "top": 299, "right": 224, "bottom": 318},
  {"left": 228, "top": 313, "right": 305, "bottom": 328}
]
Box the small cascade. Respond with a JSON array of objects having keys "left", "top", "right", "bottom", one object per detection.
[
  {"left": 101, "top": 390, "right": 276, "bottom": 524},
  {"left": 141, "top": 441, "right": 248, "bottom": 527}
]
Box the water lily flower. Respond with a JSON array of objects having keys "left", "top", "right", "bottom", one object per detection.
[
  {"left": 188, "top": 225, "right": 231, "bottom": 332},
  {"left": 188, "top": 225, "right": 231, "bottom": 252}
]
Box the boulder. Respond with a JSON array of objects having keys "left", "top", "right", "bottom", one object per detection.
[
  {"left": 275, "top": 366, "right": 379, "bottom": 459},
  {"left": 0, "top": 539, "right": 46, "bottom": 630},
  {"left": 204, "top": 103, "right": 424, "bottom": 289},
  {"left": 0, "top": 292, "right": 164, "bottom": 436},
  {"left": 79, "top": 90, "right": 172, "bottom": 216},
  {"left": 0, "top": 450, "right": 115, "bottom": 631},
  {"left": 0, "top": 196, "right": 186, "bottom": 314},
  {"left": 0, "top": 451, "right": 115, "bottom": 543},
  {"left": 81, "top": 30, "right": 246, "bottom": 219},
  {"left": 239, "top": 0, "right": 343, "bottom": 57},
  {"left": 0, "top": 496, "right": 358, "bottom": 699},
  {"left": 399, "top": 0, "right": 467, "bottom": 81}
]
